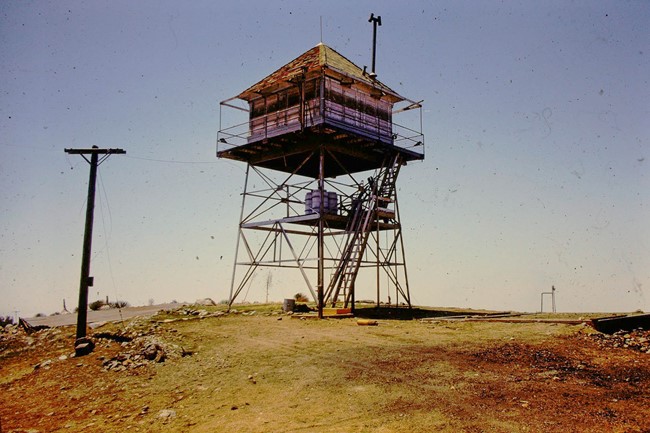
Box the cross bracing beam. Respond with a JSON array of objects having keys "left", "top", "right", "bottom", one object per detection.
[{"left": 225, "top": 152, "right": 413, "bottom": 313}]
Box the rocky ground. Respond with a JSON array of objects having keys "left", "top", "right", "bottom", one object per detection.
[
  {"left": 584, "top": 328, "right": 650, "bottom": 354},
  {"left": 1, "top": 305, "right": 648, "bottom": 432}
]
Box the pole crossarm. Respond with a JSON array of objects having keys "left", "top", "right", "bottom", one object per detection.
[
  {"left": 65, "top": 147, "right": 126, "bottom": 166},
  {"left": 64, "top": 148, "right": 126, "bottom": 154}
]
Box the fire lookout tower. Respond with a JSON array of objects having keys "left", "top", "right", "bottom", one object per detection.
[{"left": 217, "top": 37, "right": 424, "bottom": 317}]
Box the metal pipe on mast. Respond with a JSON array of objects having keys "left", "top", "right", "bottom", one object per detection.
[{"left": 368, "top": 13, "right": 382, "bottom": 78}]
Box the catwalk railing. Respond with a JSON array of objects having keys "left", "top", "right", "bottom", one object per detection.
[{"left": 217, "top": 99, "right": 425, "bottom": 158}]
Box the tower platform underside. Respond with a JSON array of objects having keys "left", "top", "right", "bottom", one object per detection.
[
  {"left": 241, "top": 212, "right": 400, "bottom": 233},
  {"left": 217, "top": 124, "right": 423, "bottom": 179}
]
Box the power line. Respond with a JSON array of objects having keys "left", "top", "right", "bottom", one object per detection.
[
  {"left": 97, "top": 171, "right": 125, "bottom": 328},
  {"left": 125, "top": 155, "right": 219, "bottom": 164},
  {"left": 125, "top": 154, "right": 246, "bottom": 173}
]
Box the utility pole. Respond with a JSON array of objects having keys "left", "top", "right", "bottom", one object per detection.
[{"left": 65, "top": 146, "right": 125, "bottom": 355}]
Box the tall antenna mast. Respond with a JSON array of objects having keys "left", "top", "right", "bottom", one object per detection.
[{"left": 368, "top": 13, "right": 382, "bottom": 79}]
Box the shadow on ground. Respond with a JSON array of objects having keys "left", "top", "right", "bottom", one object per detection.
[{"left": 352, "top": 305, "right": 505, "bottom": 320}]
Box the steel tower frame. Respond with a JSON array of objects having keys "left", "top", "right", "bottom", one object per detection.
[{"left": 225, "top": 147, "right": 413, "bottom": 317}]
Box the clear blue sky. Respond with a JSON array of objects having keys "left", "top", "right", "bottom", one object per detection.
[{"left": 1, "top": 0, "right": 648, "bottom": 317}]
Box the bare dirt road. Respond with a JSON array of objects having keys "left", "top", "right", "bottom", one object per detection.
[
  {"left": 1, "top": 304, "right": 649, "bottom": 432},
  {"left": 23, "top": 303, "right": 184, "bottom": 328}
]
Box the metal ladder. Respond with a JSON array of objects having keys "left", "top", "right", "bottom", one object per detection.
[
  {"left": 376, "top": 153, "right": 402, "bottom": 215},
  {"left": 325, "top": 186, "right": 374, "bottom": 307},
  {"left": 325, "top": 153, "right": 403, "bottom": 307}
]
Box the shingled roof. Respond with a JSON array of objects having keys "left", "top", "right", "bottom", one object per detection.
[{"left": 236, "top": 43, "right": 404, "bottom": 103}]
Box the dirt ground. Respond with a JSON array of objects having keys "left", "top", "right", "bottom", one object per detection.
[{"left": 1, "top": 304, "right": 649, "bottom": 433}]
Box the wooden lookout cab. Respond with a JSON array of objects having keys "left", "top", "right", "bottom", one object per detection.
[{"left": 218, "top": 41, "right": 424, "bottom": 317}]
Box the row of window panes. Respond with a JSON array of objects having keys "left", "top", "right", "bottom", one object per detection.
[
  {"left": 324, "top": 88, "right": 390, "bottom": 121},
  {"left": 249, "top": 78, "right": 321, "bottom": 119}
]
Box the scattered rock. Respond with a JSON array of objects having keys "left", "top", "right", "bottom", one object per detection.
[
  {"left": 74, "top": 337, "right": 95, "bottom": 356},
  {"left": 158, "top": 409, "right": 176, "bottom": 419},
  {"left": 103, "top": 335, "right": 185, "bottom": 372},
  {"left": 586, "top": 328, "right": 650, "bottom": 353},
  {"left": 34, "top": 359, "right": 52, "bottom": 370},
  {"left": 142, "top": 342, "right": 165, "bottom": 362}
]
